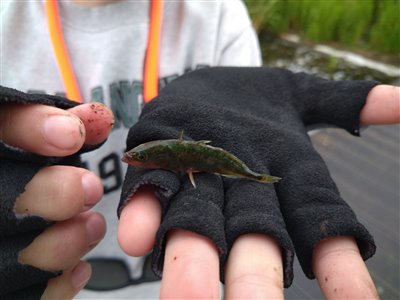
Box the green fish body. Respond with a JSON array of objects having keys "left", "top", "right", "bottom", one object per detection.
[{"left": 122, "top": 132, "right": 281, "bottom": 187}]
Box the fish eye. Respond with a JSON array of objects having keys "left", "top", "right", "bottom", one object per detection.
[{"left": 136, "top": 152, "right": 147, "bottom": 161}]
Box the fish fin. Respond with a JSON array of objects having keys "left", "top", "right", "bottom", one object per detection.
[
  {"left": 178, "top": 130, "right": 184, "bottom": 141},
  {"left": 195, "top": 140, "right": 212, "bottom": 145},
  {"left": 257, "top": 175, "right": 281, "bottom": 183},
  {"left": 188, "top": 170, "right": 196, "bottom": 188}
]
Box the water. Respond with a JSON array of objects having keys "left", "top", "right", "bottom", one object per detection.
[{"left": 261, "top": 35, "right": 400, "bottom": 84}]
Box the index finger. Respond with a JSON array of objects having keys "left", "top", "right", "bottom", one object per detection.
[{"left": 0, "top": 102, "right": 113, "bottom": 156}]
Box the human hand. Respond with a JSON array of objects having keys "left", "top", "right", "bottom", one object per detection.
[
  {"left": 117, "top": 68, "right": 399, "bottom": 299},
  {"left": 0, "top": 89, "right": 114, "bottom": 299},
  {"left": 118, "top": 67, "right": 400, "bottom": 298}
]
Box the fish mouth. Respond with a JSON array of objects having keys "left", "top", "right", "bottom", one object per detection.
[
  {"left": 121, "top": 155, "right": 129, "bottom": 163},
  {"left": 120, "top": 155, "right": 149, "bottom": 168}
]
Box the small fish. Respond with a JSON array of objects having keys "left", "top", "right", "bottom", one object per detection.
[{"left": 122, "top": 131, "right": 281, "bottom": 187}]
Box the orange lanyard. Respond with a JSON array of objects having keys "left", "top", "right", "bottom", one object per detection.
[{"left": 44, "top": 0, "right": 163, "bottom": 103}]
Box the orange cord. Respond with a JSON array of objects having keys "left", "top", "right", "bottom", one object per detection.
[
  {"left": 143, "top": 0, "right": 163, "bottom": 103},
  {"left": 45, "top": 0, "right": 162, "bottom": 104},
  {"left": 45, "top": 0, "right": 83, "bottom": 103}
]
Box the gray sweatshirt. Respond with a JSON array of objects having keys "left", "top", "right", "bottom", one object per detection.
[{"left": 1, "top": 0, "right": 261, "bottom": 298}]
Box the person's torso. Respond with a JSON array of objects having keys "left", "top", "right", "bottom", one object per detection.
[{"left": 1, "top": 0, "right": 261, "bottom": 297}]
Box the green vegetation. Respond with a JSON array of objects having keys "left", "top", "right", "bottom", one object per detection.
[{"left": 244, "top": 0, "right": 400, "bottom": 56}]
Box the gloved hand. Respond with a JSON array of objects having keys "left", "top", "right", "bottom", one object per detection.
[
  {"left": 0, "top": 86, "right": 107, "bottom": 299},
  {"left": 118, "top": 67, "right": 377, "bottom": 287}
]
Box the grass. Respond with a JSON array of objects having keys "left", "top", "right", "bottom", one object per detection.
[{"left": 244, "top": 0, "right": 400, "bottom": 57}]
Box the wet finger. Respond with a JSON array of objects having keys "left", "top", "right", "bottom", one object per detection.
[
  {"left": 313, "top": 236, "right": 379, "bottom": 299},
  {"left": 41, "top": 260, "right": 91, "bottom": 300},
  {"left": 19, "top": 212, "right": 106, "bottom": 271},
  {"left": 160, "top": 229, "right": 220, "bottom": 299},
  {"left": 15, "top": 166, "right": 103, "bottom": 221},
  {"left": 117, "top": 186, "right": 162, "bottom": 256},
  {"left": 224, "top": 233, "right": 284, "bottom": 299}
]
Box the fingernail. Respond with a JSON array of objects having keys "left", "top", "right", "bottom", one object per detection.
[
  {"left": 43, "top": 115, "right": 84, "bottom": 149},
  {"left": 82, "top": 173, "right": 103, "bottom": 209},
  {"left": 71, "top": 261, "right": 91, "bottom": 289},
  {"left": 85, "top": 214, "right": 106, "bottom": 246}
]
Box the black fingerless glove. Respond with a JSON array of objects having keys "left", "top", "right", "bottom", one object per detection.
[
  {"left": 0, "top": 86, "right": 97, "bottom": 299},
  {"left": 118, "top": 67, "right": 378, "bottom": 287}
]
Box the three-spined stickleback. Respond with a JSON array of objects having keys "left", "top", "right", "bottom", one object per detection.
[{"left": 122, "top": 131, "right": 281, "bottom": 187}]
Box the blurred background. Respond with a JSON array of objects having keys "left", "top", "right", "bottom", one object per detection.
[{"left": 244, "top": 0, "right": 399, "bottom": 299}]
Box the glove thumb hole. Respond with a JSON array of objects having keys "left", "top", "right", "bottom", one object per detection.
[{"left": 118, "top": 167, "right": 181, "bottom": 218}]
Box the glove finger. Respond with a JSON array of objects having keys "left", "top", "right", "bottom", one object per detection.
[
  {"left": 118, "top": 166, "right": 181, "bottom": 217},
  {"left": 0, "top": 85, "right": 78, "bottom": 108},
  {"left": 0, "top": 233, "right": 60, "bottom": 296},
  {"left": 0, "top": 86, "right": 106, "bottom": 299},
  {"left": 152, "top": 173, "right": 226, "bottom": 279},
  {"left": 0, "top": 159, "right": 51, "bottom": 237},
  {"left": 269, "top": 136, "right": 376, "bottom": 279},
  {"left": 288, "top": 72, "right": 378, "bottom": 135},
  {"left": 223, "top": 179, "right": 294, "bottom": 288},
  {"left": 0, "top": 137, "right": 97, "bottom": 299},
  {"left": 0, "top": 159, "right": 96, "bottom": 298}
]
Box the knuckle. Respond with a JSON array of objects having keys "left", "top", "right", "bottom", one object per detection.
[
  {"left": 315, "top": 243, "right": 361, "bottom": 264},
  {"left": 227, "top": 272, "right": 283, "bottom": 293},
  {"left": 39, "top": 166, "right": 85, "bottom": 220}
]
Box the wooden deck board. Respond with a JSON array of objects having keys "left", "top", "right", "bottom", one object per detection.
[{"left": 284, "top": 125, "right": 400, "bottom": 299}]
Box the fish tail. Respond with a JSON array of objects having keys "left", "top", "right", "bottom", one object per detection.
[{"left": 255, "top": 174, "right": 281, "bottom": 183}]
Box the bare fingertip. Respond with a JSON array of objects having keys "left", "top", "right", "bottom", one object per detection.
[
  {"left": 70, "top": 102, "right": 114, "bottom": 145},
  {"left": 81, "top": 172, "right": 103, "bottom": 209},
  {"left": 71, "top": 261, "right": 92, "bottom": 289},
  {"left": 117, "top": 194, "right": 161, "bottom": 256},
  {"left": 85, "top": 213, "right": 106, "bottom": 247}
]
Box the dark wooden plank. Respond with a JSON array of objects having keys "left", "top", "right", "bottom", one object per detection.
[{"left": 282, "top": 125, "right": 399, "bottom": 299}]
